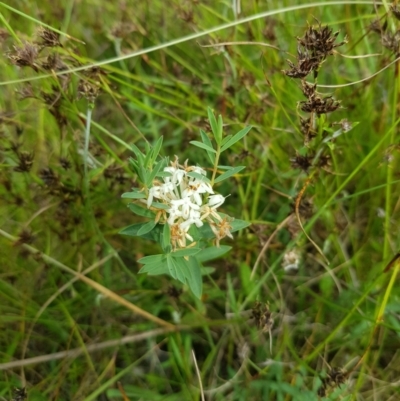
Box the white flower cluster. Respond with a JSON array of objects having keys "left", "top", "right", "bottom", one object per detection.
[{"left": 145, "top": 158, "right": 232, "bottom": 249}]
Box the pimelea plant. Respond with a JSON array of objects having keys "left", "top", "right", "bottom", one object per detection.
[{"left": 120, "top": 108, "right": 251, "bottom": 298}]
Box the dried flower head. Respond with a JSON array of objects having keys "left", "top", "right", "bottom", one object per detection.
[
  {"left": 14, "top": 151, "right": 34, "bottom": 173},
  {"left": 391, "top": 4, "right": 400, "bottom": 21},
  {"left": 282, "top": 249, "right": 301, "bottom": 271},
  {"left": 290, "top": 154, "right": 313, "bottom": 173},
  {"left": 11, "top": 387, "right": 27, "bottom": 401},
  {"left": 77, "top": 79, "right": 101, "bottom": 103},
  {"left": 317, "top": 367, "right": 347, "bottom": 397},
  {"left": 298, "top": 22, "right": 347, "bottom": 62},
  {"left": 283, "top": 46, "right": 320, "bottom": 78},
  {"left": 300, "top": 95, "right": 341, "bottom": 114},
  {"left": 37, "top": 26, "right": 61, "bottom": 47},
  {"left": 8, "top": 42, "right": 40, "bottom": 71}
]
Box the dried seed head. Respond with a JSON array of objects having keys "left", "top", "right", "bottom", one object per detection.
[
  {"left": 299, "top": 116, "right": 317, "bottom": 145},
  {"left": 59, "top": 157, "right": 71, "bottom": 170},
  {"left": 11, "top": 387, "right": 27, "bottom": 401},
  {"left": 300, "top": 95, "right": 341, "bottom": 114},
  {"left": 317, "top": 367, "right": 347, "bottom": 397},
  {"left": 290, "top": 153, "right": 313, "bottom": 172},
  {"left": 301, "top": 80, "right": 317, "bottom": 99},
  {"left": 39, "top": 167, "right": 59, "bottom": 187},
  {"left": 14, "top": 229, "right": 35, "bottom": 246},
  {"left": 382, "top": 30, "right": 400, "bottom": 56},
  {"left": 77, "top": 79, "right": 100, "bottom": 103},
  {"left": 298, "top": 21, "right": 347, "bottom": 62},
  {"left": 41, "top": 53, "right": 67, "bottom": 71},
  {"left": 251, "top": 301, "right": 274, "bottom": 333},
  {"left": 391, "top": 4, "right": 400, "bottom": 21},
  {"left": 37, "top": 26, "right": 61, "bottom": 47},
  {"left": 8, "top": 42, "right": 40, "bottom": 71},
  {"left": 14, "top": 151, "right": 34, "bottom": 173},
  {"left": 16, "top": 84, "right": 36, "bottom": 100},
  {"left": 283, "top": 50, "right": 320, "bottom": 78}
]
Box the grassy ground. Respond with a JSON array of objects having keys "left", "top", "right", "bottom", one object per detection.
[{"left": 1, "top": 1, "right": 400, "bottom": 400}]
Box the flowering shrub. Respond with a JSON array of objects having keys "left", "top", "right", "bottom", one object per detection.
[{"left": 120, "top": 108, "right": 251, "bottom": 298}]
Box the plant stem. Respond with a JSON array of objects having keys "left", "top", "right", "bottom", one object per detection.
[{"left": 211, "top": 144, "right": 221, "bottom": 186}]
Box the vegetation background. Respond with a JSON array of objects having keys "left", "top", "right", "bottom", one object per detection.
[{"left": 1, "top": 0, "right": 400, "bottom": 400}]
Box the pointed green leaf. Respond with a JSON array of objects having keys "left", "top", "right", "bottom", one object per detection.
[
  {"left": 119, "top": 223, "right": 162, "bottom": 241},
  {"left": 229, "top": 218, "right": 251, "bottom": 232},
  {"left": 207, "top": 107, "right": 221, "bottom": 145},
  {"left": 221, "top": 134, "right": 233, "bottom": 147},
  {"left": 128, "top": 203, "right": 154, "bottom": 218},
  {"left": 200, "top": 129, "right": 215, "bottom": 164},
  {"left": 150, "top": 202, "right": 169, "bottom": 210},
  {"left": 214, "top": 166, "right": 245, "bottom": 183},
  {"left": 137, "top": 220, "right": 157, "bottom": 236},
  {"left": 138, "top": 254, "right": 165, "bottom": 264},
  {"left": 196, "top": 245, "right": 231, "bottom": 262},
  {"left": 171, "top": 248, "right": 201, "bottom": 258},
  {"left": 187, "top": 171, "right": 211, "bottom": 183},
  {"left": 167, "top": 255, "right": 185, "bottom": 282},
  {"left": 149, "top": 136, "right": 163, "bottom": 165},
  {"left": 189, "top": 141, "right": 217, "bottom": 153},
  {"left": 131, "top": 143, "right": 144, "bottom": 164},
  {"left": 186, "top": 257, "right": 202, "bottom": 298},
  {"left": 147, "top": 158, "right": 165, "bottom": 186},
  {"left": 220, "top": 126, "right": 252, "bottom": 152},
  {"left": 139, "top": 262, "right": 169, "bottom": 275},
  {"left": 157, "top": 171, "right": 172, "bottom": 179},
  {"left": 161, "top": 224, "right": 171, "bottom": 253},
  {"left": 201, "top": 266, "right": 216, "bottom": 275},
  {"left": 217, "top": 114, "right": 223, "bottom": 144},
  {"left": 121, "top": 191, "right": 146, "bottom": 199}
]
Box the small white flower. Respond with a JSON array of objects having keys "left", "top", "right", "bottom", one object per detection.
[
  {"left": 147, "top": 185, "right": 162, "bottom": 208},
  {"left": 208, "top": 194, "right": 225, "bottom": 208}
]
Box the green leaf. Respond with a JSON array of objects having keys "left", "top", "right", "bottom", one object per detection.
[
  {"left": 119, "top": 223, "right": 162, "bottom": 241},
  {"left": 229, "top": 218, "right": 251, "bottom": 232},
  {"left": 189, "top": 141, "right": 217, "bottom": 153},
  {"left": 121, "top": 191, "right": 146, "bottom": 199},
  {"left": 220, "top": 126, "right": 252, "bottom": 152},
  {"left": 139, "top": 262, "right": 169, "bottom": 276},
  {"left": 196, "top": 223, "right": 217, "bottom": 239},
  {"left": 200, "top": 129, "right": 215, "bottom": 164},
  {"left": 157, "top": 171, "right": 172, "bottom": 179},
  {"left": 131, "top": 143, "right": 144, "bottom": 164},
  {"left": 221, "top": 134, "right": 233, "bottom": 147},
  {"left": 207, "top": 107, "right": 221, "bottom": 146},
  {"left": 149, "top": 136, "right": 163, "bottom": 165},
  {"left": 187, "top": 171, "right": 211, "bottom": 183},
  {"left": 201, "top": 266, "right": 216, "bottom": 275},
  {"left": 161, "top": 224, "right": 171, "bottom": 253},
  {"left": 138, "top": 254, "right": 165, "bottom": 264},
  {"left": 128, "top": 203, "right": 154, "bottom": 218},
  {"left": 151, "top": 202, "right": 169, "bottom": 210},
  {"left": 217, "top": 114, "right": 223, "bottom": 144},
  {"left": 196, "top": 245, "right": 231, "bottom": 262},
  {"left": 214, "top": 166, "right": 245, "bottom": 183},
  {"left": 147, "top": 158, "right": 166, "bottom": 187},
  {"left": 137, "top": 165, "right": 148, "bottom": 184},
  {"left": 171, "top": 248, "right": 201, "bottom": 258},
  {"left": 167, "top": 255, "right": 185, "bottom": 282},
  {"left": 186, "top": 257, "right": 202, "bottom": 298},
  {"left": 137, "top": 220, "right": 157, "bottom": 236}
]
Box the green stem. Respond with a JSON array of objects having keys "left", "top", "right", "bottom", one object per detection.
[{"left": 211, "top": 145, "right": 221, "bottom": 186}]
